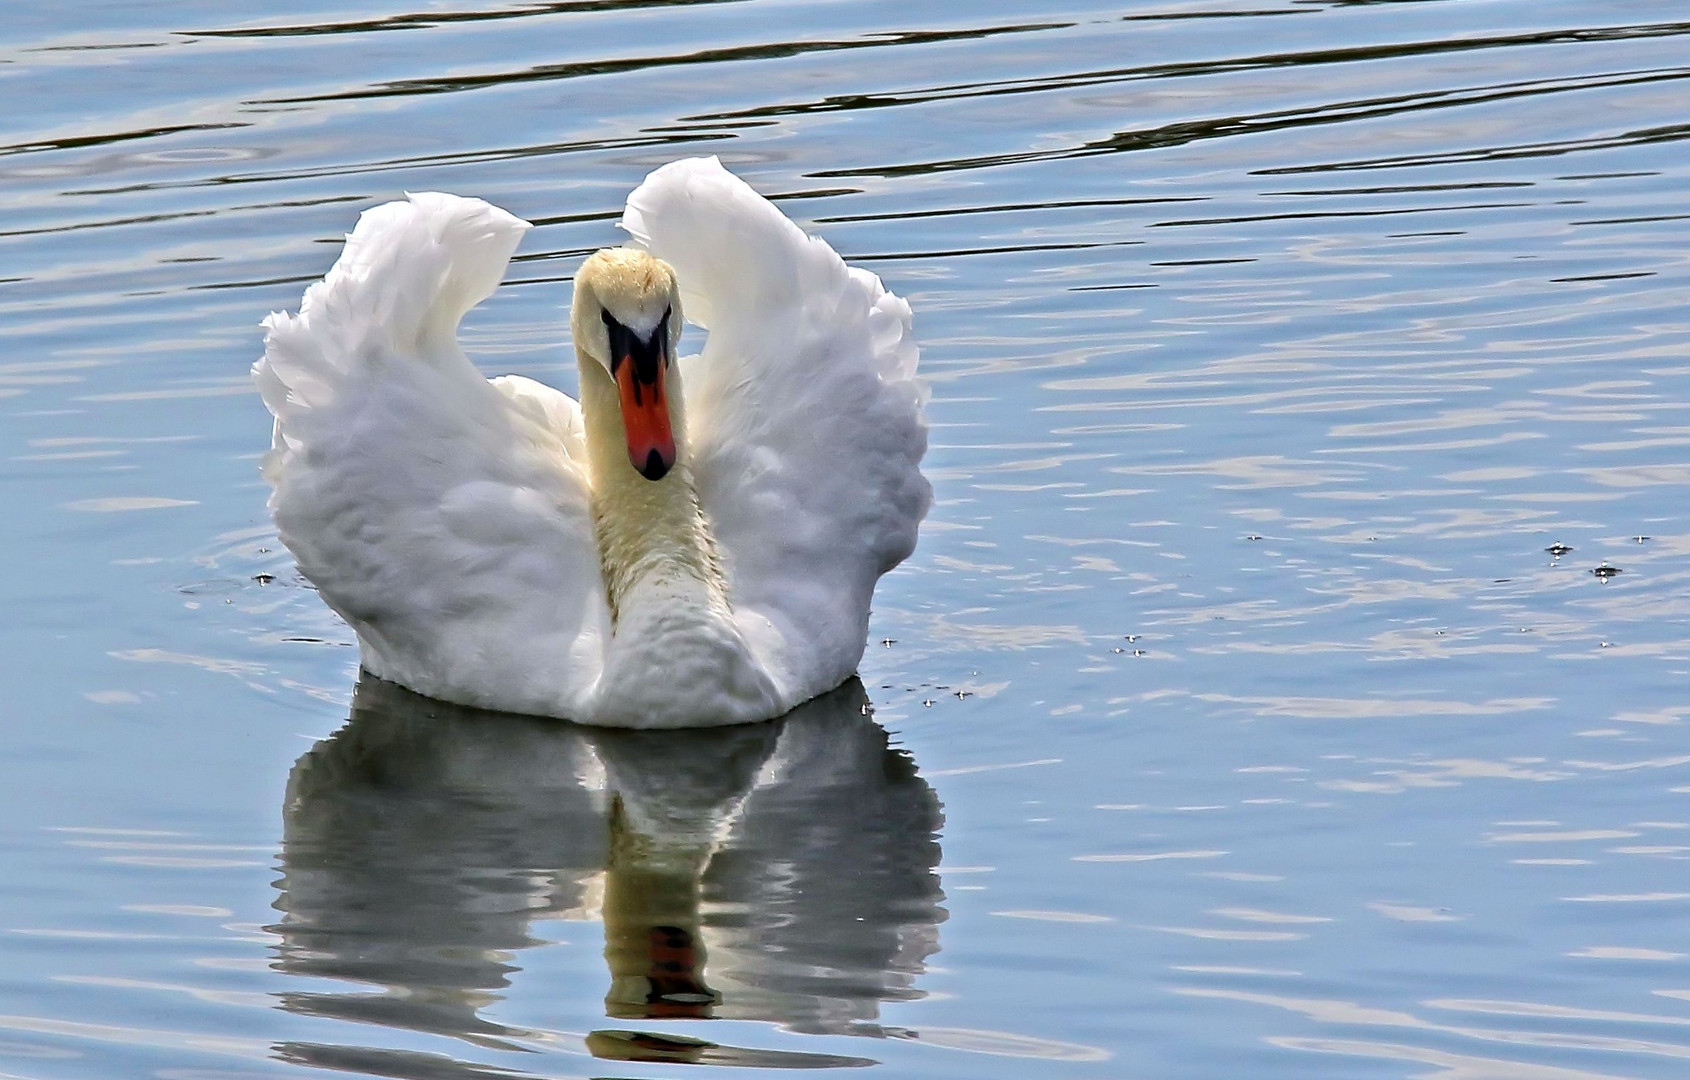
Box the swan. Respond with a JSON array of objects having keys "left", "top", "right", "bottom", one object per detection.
[{"left": 253, "top": 157, "right": 929, "bottom": 727}]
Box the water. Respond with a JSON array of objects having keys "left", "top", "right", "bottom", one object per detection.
[{"left": 3, "top": 1, "right": 1689, "bottom": 1076}]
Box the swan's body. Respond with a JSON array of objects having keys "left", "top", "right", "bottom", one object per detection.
[{"left": 254, "top": 158, "right": 929, "bottom": 727}]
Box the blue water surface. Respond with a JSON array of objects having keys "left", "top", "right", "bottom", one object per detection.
[{"left": 2, "top": 2, "right": 1689, "bottom": 1077}]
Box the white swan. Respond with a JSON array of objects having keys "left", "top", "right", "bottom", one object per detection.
[{"left": 254, "top": 157, "right": 929, "bottom": 727}]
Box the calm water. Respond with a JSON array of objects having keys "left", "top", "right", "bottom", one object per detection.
[{"left": 4, "top": 1, "right": 1690, "bottom": 1077}]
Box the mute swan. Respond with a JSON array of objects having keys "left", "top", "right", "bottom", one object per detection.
[{"left": 254, "top": 157, "right": 929, "bottom": 727}]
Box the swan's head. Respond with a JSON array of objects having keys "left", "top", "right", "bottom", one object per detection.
[{"left": 572, "top": 247, "right": 684, "bottom": 482}]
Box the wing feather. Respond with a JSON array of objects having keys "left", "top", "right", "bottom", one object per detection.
[
  {"left": 622, "top": 159, "right": 930, "bottom": 699},
  {"left": 254, "top": 193, "right": 608, "bottom": 717}
]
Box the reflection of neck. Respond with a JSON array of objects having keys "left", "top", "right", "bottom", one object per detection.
[
  {"left": 577, "top": 358, "right": 726, "bottom": 629},
  {"left": 601, "top": 794, "right": 721, "bottom": 1019}
]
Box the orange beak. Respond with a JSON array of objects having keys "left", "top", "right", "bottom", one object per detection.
[{"left": 616, "top": 351, "right": 676, "bottom": 481}]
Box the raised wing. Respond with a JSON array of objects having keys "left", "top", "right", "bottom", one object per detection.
[
  {"left": 254, "top": 192, "right": 609, "bottom": 717},
  {"left": 622, "top": 159, "right": 930, "bottom": 700}
]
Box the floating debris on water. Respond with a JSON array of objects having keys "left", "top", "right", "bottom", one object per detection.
[
  {"left": 1546, "top": 542, "right": 1573, "bottom": 557},
  {"left": 1591, "top": 564, "right": 1622, "bottom": 580}
]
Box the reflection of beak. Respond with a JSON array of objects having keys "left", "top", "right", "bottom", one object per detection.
[
  {"left": 615, "top": 353, "right": 675, "bottom": 482},
  {"left": 604, "top": 923, "right": 719, "bottom": 1020}
]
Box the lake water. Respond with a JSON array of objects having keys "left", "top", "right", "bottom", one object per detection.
[{"left": 3, "top": 1, "right": 1689, "bottom": 1077}]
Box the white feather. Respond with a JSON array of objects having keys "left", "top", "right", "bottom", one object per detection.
[
  {"left": 255, "top": 161, "right": 929, "bottom": 726},
  {"left": 623, "top": 158, "right": 930, "bottom": 704}
]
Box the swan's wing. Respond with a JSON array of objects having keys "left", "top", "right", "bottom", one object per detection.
[
  {"left": 622, "top": 158, "right": 930, "bottom": 699},
  {"left": 253, "top": 193, "right": 608, "bottom": 718}
]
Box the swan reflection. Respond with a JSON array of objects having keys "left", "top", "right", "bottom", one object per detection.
[{"left": 271, "top": 675, "right": 944, "bottom": 1068}]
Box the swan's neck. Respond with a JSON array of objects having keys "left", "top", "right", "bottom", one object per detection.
[{"left": 578, "top": 358, "right": 727, "bottom": 626}]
